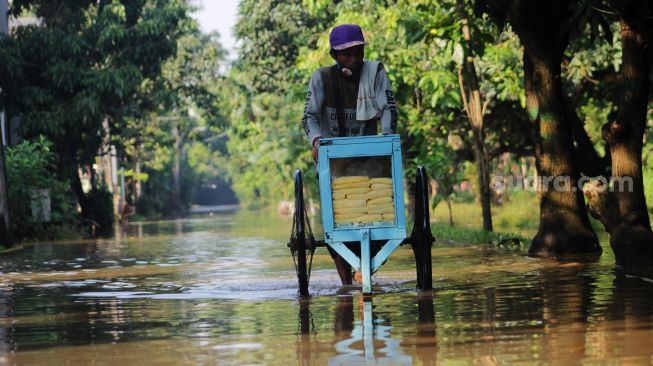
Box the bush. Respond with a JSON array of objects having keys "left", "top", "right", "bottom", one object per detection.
[
  {"left": 5, "top": 137, "right": 79, "bottom": 241},
  {"left": 87, "top": 184, "right": 114, "bottom": 236}
]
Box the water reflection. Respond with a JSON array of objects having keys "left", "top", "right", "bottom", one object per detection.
[
  {"left": 3, "top": 214, "right": 653, "bottom": 364},
  {"left": 599, "top": 272, "right": 653, "bottom": 363},
  {"left": 0, "top": 285, "right": 12, "bottom": 365},
  {"left": 330, "top": 296, "right": 410, "bottom": 365},
  {"left": 415, "top": 293, "right": 437, "bottom": 365},
  {"left": 298, "top": 294, "right": 440, "bottom": 365}
]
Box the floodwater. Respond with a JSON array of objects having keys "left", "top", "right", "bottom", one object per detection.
[{"left": 1, "top": 212, "right": 653, "bottom": 365}]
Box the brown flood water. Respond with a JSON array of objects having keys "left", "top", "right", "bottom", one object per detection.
[{"left": 1, "top": 211, "right": 653, "bottom": 365}]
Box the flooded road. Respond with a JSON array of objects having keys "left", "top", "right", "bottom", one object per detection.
[{"left": 1, "top": 211, "right": 653, "bottom": 365}]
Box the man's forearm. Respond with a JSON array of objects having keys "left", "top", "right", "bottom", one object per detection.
[
  {"left": 375, "top": 66, "right": 398, "bottom": 134},
  {"left": 380, "top": 89, "right": 397, "bottom": 134},
  {"left": 302, "top": 71, "right": 325, "bottom": 144}
]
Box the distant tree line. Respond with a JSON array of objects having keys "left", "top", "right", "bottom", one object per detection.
[{"left": 0, "top": 0, "right": 226, "bottom": 239}]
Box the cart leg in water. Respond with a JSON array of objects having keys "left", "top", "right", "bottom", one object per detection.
[
  {"left": 360, "top": 229, "right": 372, "bottom": 293},
  {"left": 410, "top": 166, "right": 435, "bottom": 291}
]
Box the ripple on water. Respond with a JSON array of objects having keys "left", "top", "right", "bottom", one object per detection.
[{"left": 3, "top": 214, "right": 653, "bottom": 365}]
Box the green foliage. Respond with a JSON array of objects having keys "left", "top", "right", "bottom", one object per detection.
[
  {"left": 1, "top": 0, "right": 190, "bottom": 161},
  {"left": 5, "top": 137, "right": 78, "bottom": 240},
  {"left": 217, "top": 0, "right": 528, "bottom": 209},
  {"left": 412, "top": 140, "right": 464, "bottom": 211},
  {"left": 69, "top": 6, "right": 228, "bottom": 218},
  {"left": 643, "top": 167, "right": 653, "bottom": 212},
  {"left": 234, "top": 0, "right": 327, "bottom": 93},
  {"left": 562, "top": 20, "right": 622, "bottom": 159},
  {"left": 221, "top": 89, "right": 315, "bottom": 208},
  {"left": 135, "top": 152, "right": 201, "bottom": 217},
  {"left": 0, "top": 0, "right": 201, "bottom": 226},
  {"left": 124, "top": 169, "right": 149, "bottom": 183},
  {"left": 217, "top": 0, "right": 331, "bottom": 207},
  {"left": 476, "top": 30, "right": 525, "bottom": 105}
]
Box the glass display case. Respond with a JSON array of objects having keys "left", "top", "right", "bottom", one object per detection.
[{"left": 318, "top": 135, "right": 406, "bottom": 242}]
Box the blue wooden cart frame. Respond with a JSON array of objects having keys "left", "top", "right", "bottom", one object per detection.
[
  {"left": 288, "top": 136, "right": 434, "bottom": 297},
  {"left": 318, "top": 135, "right": 407, "bottom": 293}
]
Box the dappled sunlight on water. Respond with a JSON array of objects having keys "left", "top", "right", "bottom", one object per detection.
[{"left": 0, "top": 211, "right": 653, "bottom": 364}]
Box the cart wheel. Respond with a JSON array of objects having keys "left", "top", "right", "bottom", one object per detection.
[
  {"left": 292, "top": 170, "right": 310, "bottom": 296},
  {"left": 411, "top": 166, "right": 435, "bottom": 290}
]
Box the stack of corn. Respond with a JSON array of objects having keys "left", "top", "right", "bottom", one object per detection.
[
  {"left": 332, "top": 176, "right": 395, "bottom": 225},
  {"left": 367, "top": 177, "right": 395, "bottom": 222}
]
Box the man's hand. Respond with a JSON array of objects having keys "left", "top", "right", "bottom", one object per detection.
[{"left": 312, "top": 137, "right": 321, "bottom": 164}]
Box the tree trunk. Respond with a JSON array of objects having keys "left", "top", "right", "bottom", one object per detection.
[
  {"left": 404, "top": 133, "right": 417, "bottom": 221},
  {"left": 520, "top": 157, "right": 529, "bottom": 190},
  {"left": 171, "top": 122, "right": 182, "bottom": 214},
  {"left": 71, "top": 159, "right": 93, "bottom": 222},
  {"left": 476, "top": 148, "right": 492, "bottom": 231},
  {"left": 135, "top": 160, "right": 142, "bottom": 200},
  {"left": 507, "top": 0, "right": 601, "bottom": 257},
  {"left": 523, "top": 50, "right": 600, "bottom": 257},
  {"left": 134, "top": 140, "right": 142, "bottom": 202},
  {"left": 584, "top": 3, "right": 653, "bottom": 268},
  {"left": 0, "top": 130, "right": 12, "bottom": 248},
  {"left": 606, "top": 16, "right": 651, "bottom": 230},
  {"left": 456, "top": 0, "right": 492, "bottom": 231}
]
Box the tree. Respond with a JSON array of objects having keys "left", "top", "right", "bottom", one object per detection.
[
  {"left": 0, "top": 0, "right": 190, "bottom": 227},
  {"left": 396, "top": 0, "right": 529, "bottom": 226},
  {"left": 582, "top": 0, "right": 653, "bottom": 268},
  {"left": 216, "top": 0, "right": 333, "bottom": 207},
  {"left": 604, "top": 1, "right": 652, "bottom": 231},
  {"left": 5, "top": 137, "right": 77, "bottom": 240},
  {"left": 413, "top": 141, "right": 464, "bottom": 226},
  {"left": 234, "top": 0, "right": 331, "bottom": 94},
  {"left": 456, "top": 0, "right": 494, "bottom": 231},
  {"left": 0, "top": 0, "right": 191, "bottom": 228},
  {"left": 479, "top": 0, "right": 602, "bottom": 257},
  {"left": 125, "top": 29, "right": 226, "bottom": 215}
]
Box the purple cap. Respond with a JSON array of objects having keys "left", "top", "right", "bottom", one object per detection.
[{"left": 329, "top": 24, "right": 367, "bottom": 50}]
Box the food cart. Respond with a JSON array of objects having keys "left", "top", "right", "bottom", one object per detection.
[{"left": 288, "top": 135, "right": 434, "bottom": 295}]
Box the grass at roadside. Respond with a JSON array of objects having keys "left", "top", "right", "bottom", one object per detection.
[
  {"left": 430, "top": 191, "right": 539, "bottom": 246},
  {"left": 429, "top": 190, "right": 615, "bottom": 249},
  {"left": 431, "top": 222, "right": 527, "bottom": 247}
]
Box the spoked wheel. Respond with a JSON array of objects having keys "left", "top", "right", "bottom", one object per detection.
[
  {"left": 288, "top": 170, "right": 315, "bottom": 297},
  {"left": 411, "top": 166, "right": 435, "bottom": 290}
]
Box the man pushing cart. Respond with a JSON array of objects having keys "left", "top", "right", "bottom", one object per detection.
[{"left": 289, "top": 24, "right": 435, "bottom": 295}]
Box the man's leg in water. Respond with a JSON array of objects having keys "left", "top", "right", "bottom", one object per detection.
[
  {"left": 325, "top": 160, "right": 354, "bottom": 285},
  {"left": 327, "top": 241, "right": 385, "bottom": 285},
  {"left": 353, "top": 240, "right": 384, "bottom": 283},
  {"left": 327, "top": 246, "right": 353, "bottom": 285}
]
